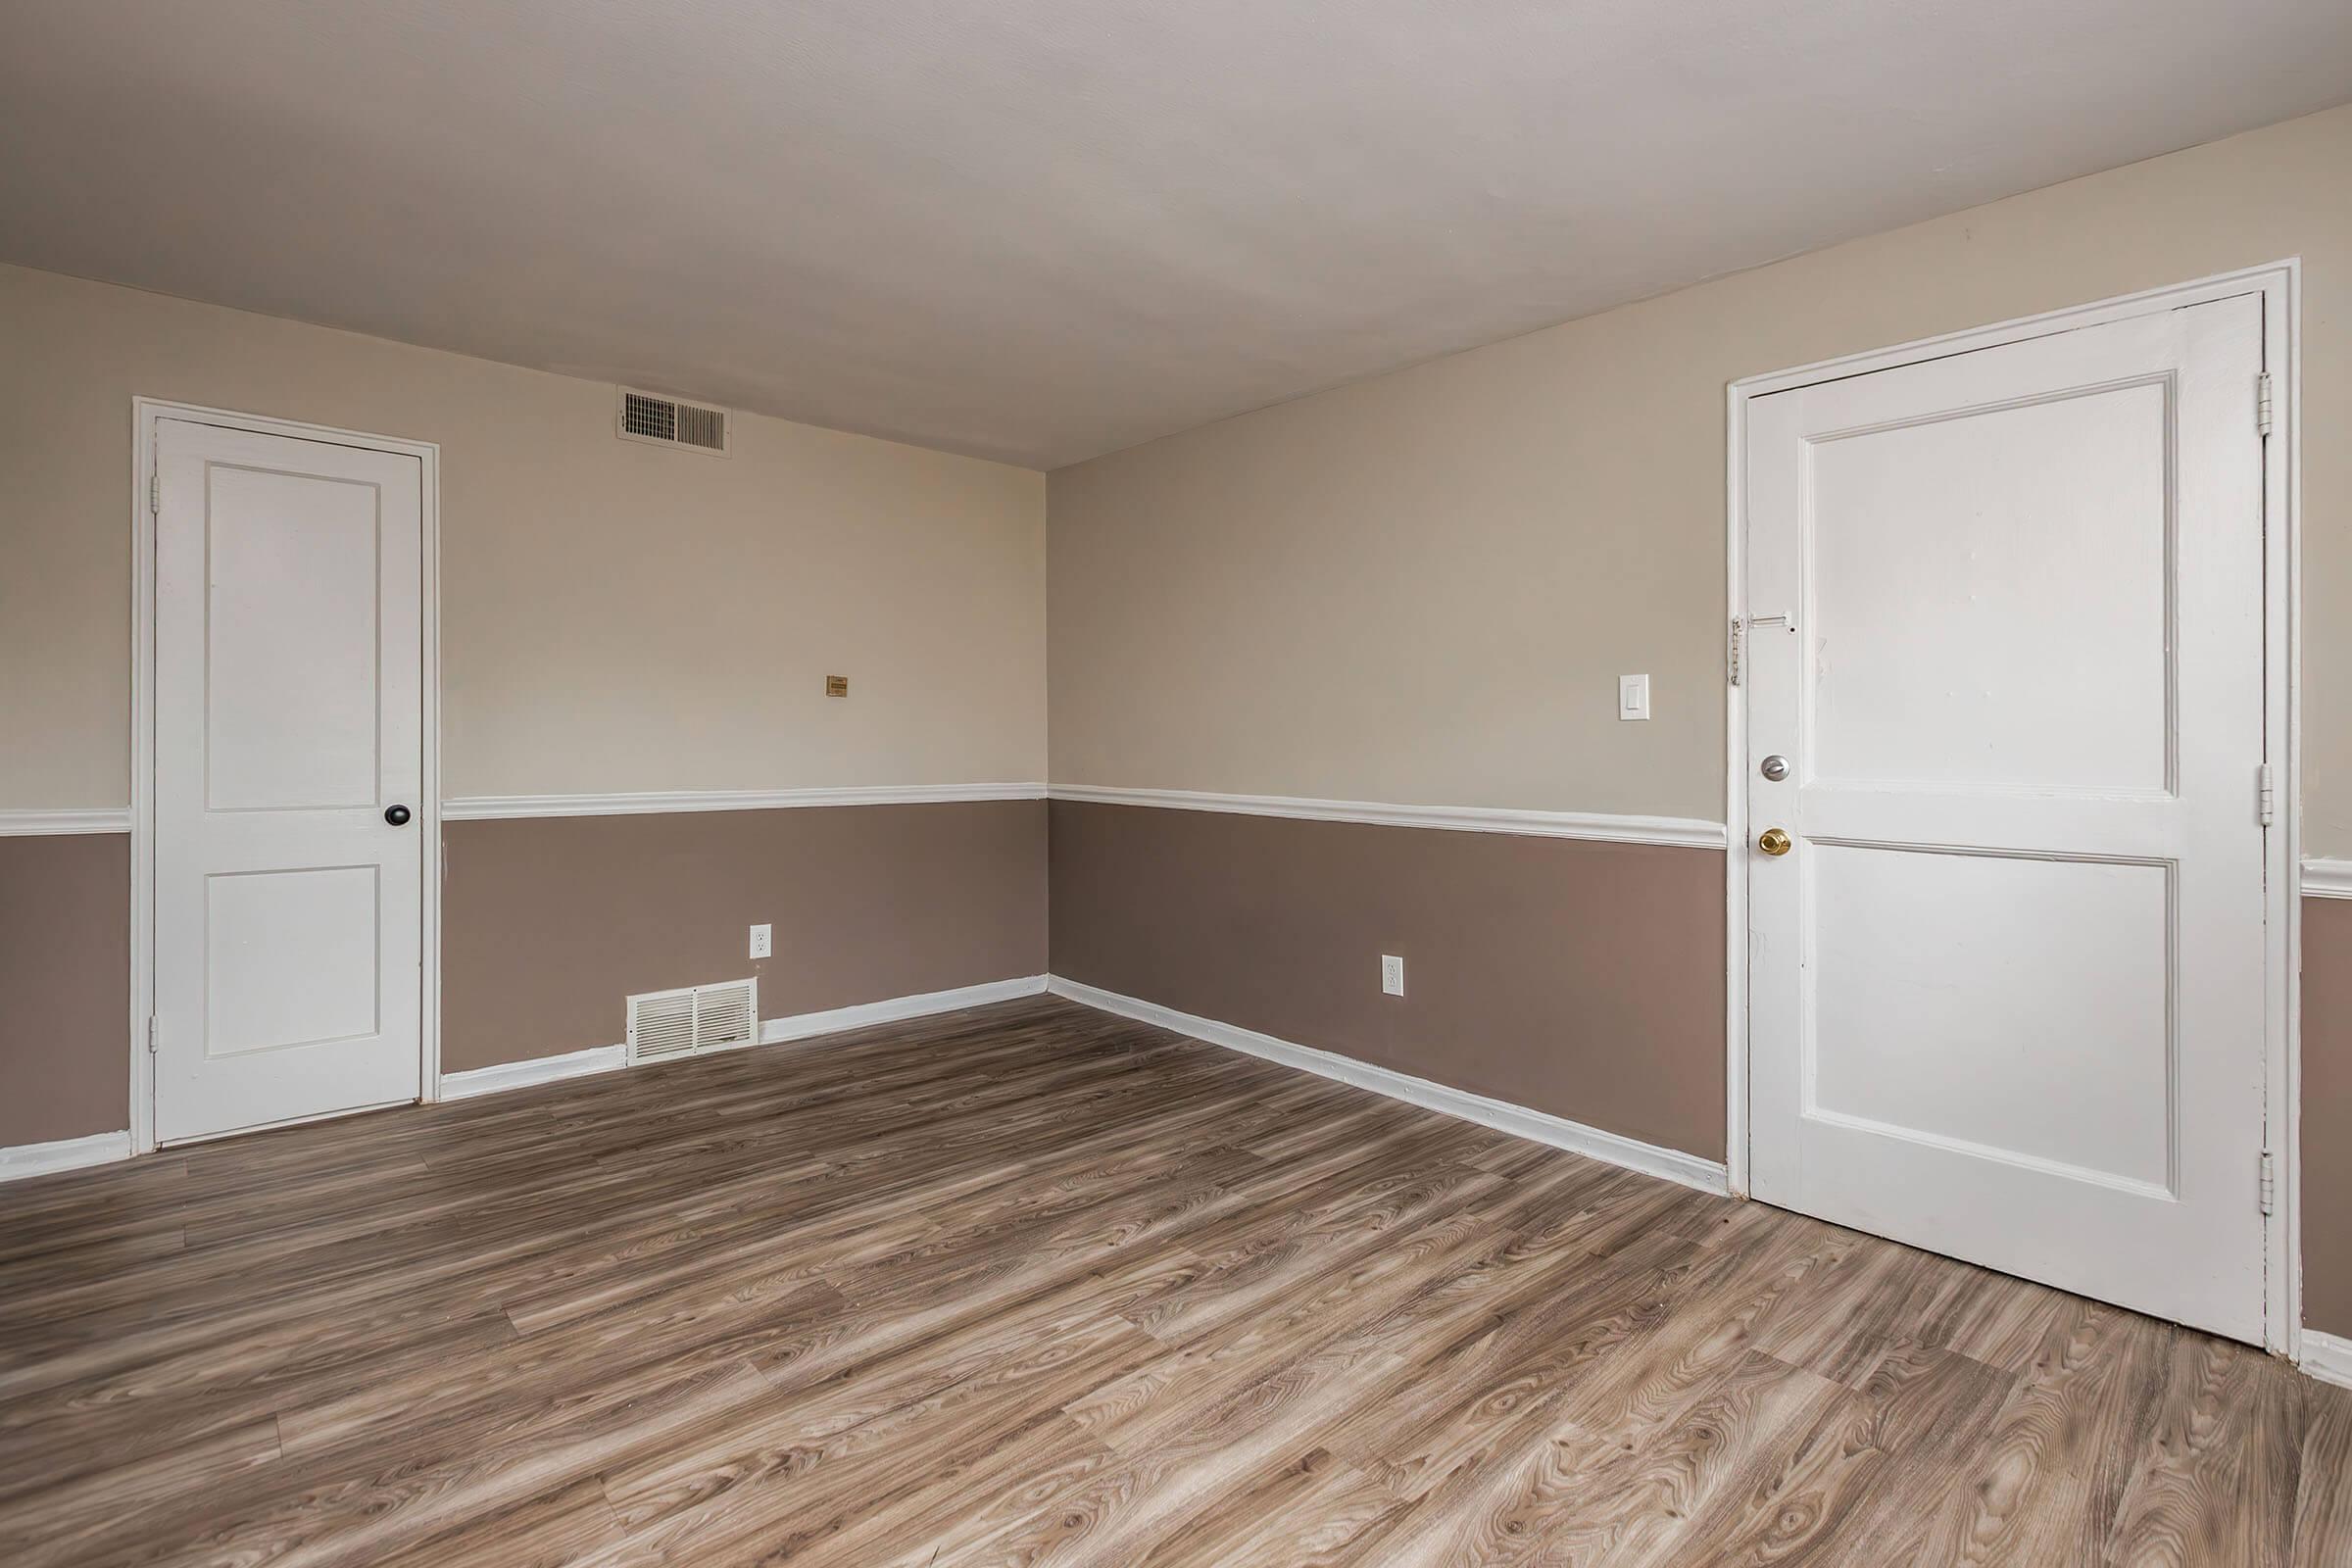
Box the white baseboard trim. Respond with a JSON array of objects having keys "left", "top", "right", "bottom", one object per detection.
[
  {"left": 439, "top": 975, "right": 1051, "bottom": 1101},
  {"left": 441, "top": 783, "right": 1046, "bottom": 821},
  {"left": 1048, "top": 785, "right": 1727, "bottom": 851},
  {"left": 760, "top": 975, "right": 1048, "bottom": 1045},
  {"left": 1045, "top": 976, "right": 1730, "bottom": 1196},
  {"left": 0, "top": 1129, "right": 134, "bottom": 1183},
  {"left": 2303, "top": 1330, "right": 2352, "bottom": 1389},
  {"left": 2304, "top": 858, "right": 2352, "bottom": 900},
  {"left": 0, "top": 808, "right": 133, "bottom": 836},
  {"left": 439, "top": 1042, "right": 628, "bottom": 1101}
]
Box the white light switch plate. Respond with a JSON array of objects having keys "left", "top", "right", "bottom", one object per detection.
[
  {"left": 749, "top": 923, "right": 772, "bottom": 959},
  {"left": 1618, "top": 673, "right": 1650, "bottom": 721}
]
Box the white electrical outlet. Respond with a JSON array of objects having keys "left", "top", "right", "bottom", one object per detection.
[
  {"left": 1618, "top": 673, "right": 1651, "bottom": 721},
  {"left": 1381, "top": 955, "right": 1405, "bottom": 997},
  {"left": 749, "top": 923, "right": 772, "bottom": 959}
]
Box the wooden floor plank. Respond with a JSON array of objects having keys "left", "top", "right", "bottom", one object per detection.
[
  {"left": 2292, "top": 1379, "right": 2352, "bottom": 1568},
  {"left": 0, "top": 994, "right": 2343, "bottom": 1566},
  {"left": 2105, "top": 1333, "right": 2303, "bottom": 1567}
]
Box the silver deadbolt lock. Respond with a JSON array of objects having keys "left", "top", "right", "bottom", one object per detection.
[{"left": 1759, "top": 755, "right": 1789, "bottom": 782}]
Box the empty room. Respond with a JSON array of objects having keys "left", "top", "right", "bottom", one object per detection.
[{"left": 5, "top": 2, "right": 2352, "bottom": 1562}]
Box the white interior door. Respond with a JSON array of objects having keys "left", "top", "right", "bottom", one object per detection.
[
  {"left": 1744, "top": 295, "right": 2270, "bottom": 1342},
  {"left": 153, "top": 418, "right": 424, "bottom": 1144}
]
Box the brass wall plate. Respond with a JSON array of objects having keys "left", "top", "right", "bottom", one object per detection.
[{"left": 825, "top": 675, "right": 849, "bottom": 698}]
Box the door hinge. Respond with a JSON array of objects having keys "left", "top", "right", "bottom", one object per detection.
[
  {"left": 149, "top": 470, "right": 161, "bottom": 514},
  {"left": 1728, "top": 618, "right": 1742, "bottom": 687},
  {"left": 146, "top": 1015, "right": 158, "bottom": 1055},
  {"left": 2259, "top": 1151, "right": 2276, "bottom": 1216},
  {"left": 2256, "top": 371, "right": 2274, "bottom": 439},
  {"left": 2257, "top": 762, "right": 2277, "bottom": 827}
]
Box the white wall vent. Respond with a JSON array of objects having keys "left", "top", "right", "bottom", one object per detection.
[
  {"left": 617, "top": 387, "right": 730, "bottom": 455},
  {"left": 626, "top": 978, "right": 760, "bottom": 1064}
]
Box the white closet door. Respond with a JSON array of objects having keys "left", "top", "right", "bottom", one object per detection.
[{"left": 153, "top": 418, "right": 424, "bottom": 1143}]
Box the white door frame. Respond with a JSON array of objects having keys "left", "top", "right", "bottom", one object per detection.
[
  {"left": 1723, "top": 260, "right": 2303, "bottom": 1358},
  {"left": 129, "top": 398, "right": 444, "bottom": 1152}
]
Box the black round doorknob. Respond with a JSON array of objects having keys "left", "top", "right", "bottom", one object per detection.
[{"left": 384, "top": 805, "right": 413, "bottom": 826}]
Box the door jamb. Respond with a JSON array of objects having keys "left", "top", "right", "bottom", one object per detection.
[
  {"left": 1722, "top": 260, "right": 2303, "bottom": 1358},
  {"left": 129, "top": 398, "right": 445, "bottom": 1152}
]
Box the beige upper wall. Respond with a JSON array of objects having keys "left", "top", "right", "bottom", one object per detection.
[
  {"left": 1050, "top": 104, "right": 2352, "bottom": 852},
  {"left": 0, "top": 264, "right": 1047, "bottom": 808}
]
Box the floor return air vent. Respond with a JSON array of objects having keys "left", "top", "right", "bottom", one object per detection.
[{"left": 626, "top": 979, "right": 760, "bottom": 1064}]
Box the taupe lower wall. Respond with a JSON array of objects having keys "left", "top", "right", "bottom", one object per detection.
[
  {"left": 1048, "top": 800, "right": 1727, "bottom": 1160},
  {"left": 2303, "top": 896, "right": 2352, "bottom": 1339},
  {"left": 0, "top": 803, "right": 1044, "bottom": 1142},
  {"left": 7, "top": 805, "right": 2345, "bottom": 1344},
  {"left": 441, "top": 801, "right": 1047, "bottom": 1073},
  {"left": 0, "top": 832, "right": 128, "bottom": 1147}
]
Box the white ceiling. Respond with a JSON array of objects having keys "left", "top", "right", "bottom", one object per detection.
[{"left": 3, "top": 3, "right": 2348, "bottom": 469}]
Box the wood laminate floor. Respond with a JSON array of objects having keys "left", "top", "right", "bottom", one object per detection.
[{"left": 2, "top": 996, "right": 2347, "bottom": 1566}]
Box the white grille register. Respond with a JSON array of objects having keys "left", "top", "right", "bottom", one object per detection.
[
  {"left": 626, "top": 979, "right": 759, "bottom": 1063},
  {"left": 617, "top": 387, "right": 730, "bottom": 455}
]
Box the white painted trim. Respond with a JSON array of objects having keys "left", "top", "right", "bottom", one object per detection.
[
  {"left": 448, "top": 784, "right": 1722, "bottom": 847},
  {"left": 1723, "top": 368, "right": 1751, "bottom": 1200},
  {"left": 441, "top": 783, "right": 1046, "bottom": 821},
  {"left": 0, "top": 1130, "right": 133, "bottom": 1183},
  {"left": 2269, "top": 259, "right": 2305, "bottom": 1364},
  {"left": 2301, "top": 859, "right": 2352, "bottom": 900},
  {"left": 439, "top": 1044, "right": 627, "bottom": 1101},
  {"left": 1733, "top": 262, "right": 2306, "bottom": 400},
  {"left": 2302, "top": 1330, "right": 2352, "bottom": 1390},
  {"left": 0, "top": 808, "right": 132, "bottom": 836},
  {"left": 438, "top": 976, "right": 1049, "bottom": 1101},
  {"left": 1046, "top": 976, "right": 1730, "bottom": 1197},
  {"left": 131, "top": 404, "right": 155, "bottom": 1154},
  {"left": 1725, "top": 260, "right": 2303, "bottom": 1355},
  {"left": 421, "top": 420, "right": 445, "bottom": 1108},
  {"left": 1050, "top": 785, "right": 1728, "bottom": 851},
  {"left": 760, "top": 975, "right": 1048, "bottom": 1043},
  {"left": 131, "top": 398, "right": 445, "bottom": 1149}
]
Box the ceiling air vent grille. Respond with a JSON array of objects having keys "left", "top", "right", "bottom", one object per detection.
[
  {"left": 617, "top": 387, "right": 730, "bottom": 455},
  {"left": 626, "top": 978, "right": 760, "bottom": 1064}
]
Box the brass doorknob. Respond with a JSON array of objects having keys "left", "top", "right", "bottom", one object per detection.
[{"left": 1757, "top": 827, "right": 1792, "bottom": 857}]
